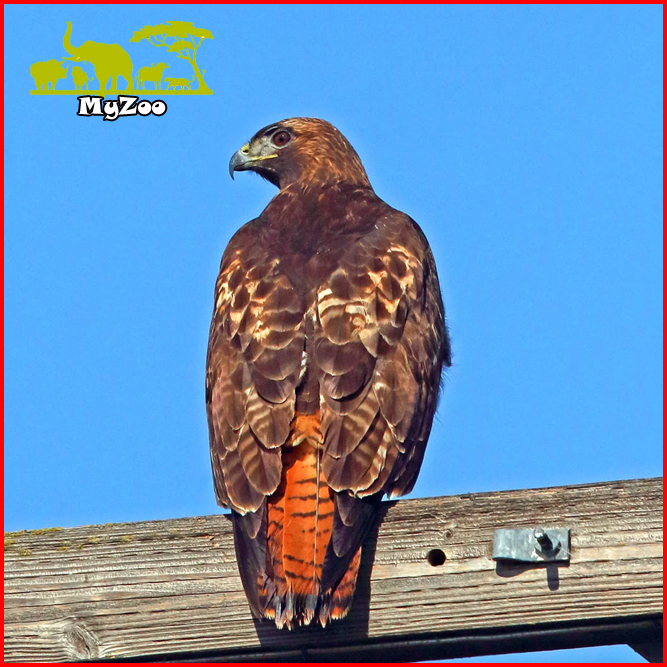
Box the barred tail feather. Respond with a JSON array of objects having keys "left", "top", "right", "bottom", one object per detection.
[{"left": 232, "top": 415, "right": 381, "bottom": 628}]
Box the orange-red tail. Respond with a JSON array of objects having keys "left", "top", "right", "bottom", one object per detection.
[
  {"left": 267, "top": 438, "right": 337, "bottom": 627},
  {"left": 232, "top": 413, "right": 379, "bottom": 629}
]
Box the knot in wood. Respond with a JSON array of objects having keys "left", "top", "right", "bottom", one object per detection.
[{"left": 63, "top": 618, "right": 99, "bottom": 660}]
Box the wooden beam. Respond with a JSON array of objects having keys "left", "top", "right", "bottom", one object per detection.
[{"left": 4, "top": 477, "right": 663, "bottom": 663}]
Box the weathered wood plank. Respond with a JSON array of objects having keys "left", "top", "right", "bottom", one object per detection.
[{"left": 4, "top": 477, "right": 663, "bottom": 662}]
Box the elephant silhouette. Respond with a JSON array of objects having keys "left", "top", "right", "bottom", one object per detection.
[
  {"left": 136, "top": 63, "right": 170, "bottom": 91},
  {"left": 71, "top": 65, "right": 94, "bottom": 91},
  {"left": 30, "top": 59, "right": 69, "bottom": 91},
  {"left": 62, "top": 21, "right": 133, "bottom": 92},
  {"left": 164, "top": 75, "right": 196, "bottom": 91}
]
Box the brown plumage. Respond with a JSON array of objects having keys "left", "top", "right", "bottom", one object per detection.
[{"left": 207, "top": 118, "right": 451, "bottom": 628}]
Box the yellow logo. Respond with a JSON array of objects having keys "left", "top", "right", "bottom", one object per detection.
[{"left": 30, "top": 20, "right": 213, "bottom": 96}]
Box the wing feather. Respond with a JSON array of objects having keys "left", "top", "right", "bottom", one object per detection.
[
  {"left": 237, "top": 424, "right": 283, "bottom": 494},
  {"left": 317, "top": 213, "right": 450, "bottom": 500},
  {"left": 321, "top": 388, "right": 380, "bottom": 460},
  {"left": 207, "top": 239, "right": 302, "bottom": 515},
  {"left": 222, "top": 445, "right": 266, "bottom": 511},
  {"left": 246, "top": 386, "right": 294, "bottom": 448}
]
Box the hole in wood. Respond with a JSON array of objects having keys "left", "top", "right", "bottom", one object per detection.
[{"left": 427, "top": 548, "right": 446, "bottom": 566}]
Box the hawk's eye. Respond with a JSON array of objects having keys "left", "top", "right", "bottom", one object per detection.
[{"left": 272, "top": 131, "right": 291, "bottom": 148}]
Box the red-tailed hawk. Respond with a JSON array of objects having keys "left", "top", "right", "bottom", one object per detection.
[{"left": 207, "top": 118, "right": 451, "bottom": 628}]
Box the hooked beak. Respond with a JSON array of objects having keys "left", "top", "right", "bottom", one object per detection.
[
  {"left": 228, "top": 149, "right": 248, "bottom": 179},
  {"left": 228, "top": 143, "right": 278, "bottom": 180}
]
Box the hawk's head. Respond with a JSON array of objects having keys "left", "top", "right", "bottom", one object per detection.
[{"left": 229, "top": 117, "right": 370, "bottom": 190}]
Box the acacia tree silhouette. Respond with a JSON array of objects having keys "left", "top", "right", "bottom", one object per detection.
[{"left": 130, "top": 21, "right": 213, "bottom": 93}]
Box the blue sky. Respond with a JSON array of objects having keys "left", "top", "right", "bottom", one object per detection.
[{"left": 4, "top": 5, "right": 661, "bottom": 663}]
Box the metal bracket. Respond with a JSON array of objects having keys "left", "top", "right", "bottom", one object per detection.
[{"left": 492, "top": 527, "right": 570, "bottom": 563}]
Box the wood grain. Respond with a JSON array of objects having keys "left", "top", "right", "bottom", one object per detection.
[{"left": 4, "top": 477, "right": 663, "bottom": 662}]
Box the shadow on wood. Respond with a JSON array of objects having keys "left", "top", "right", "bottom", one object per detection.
[{"left": 495, "top": 560, "right": 568, "bottom": 591}]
